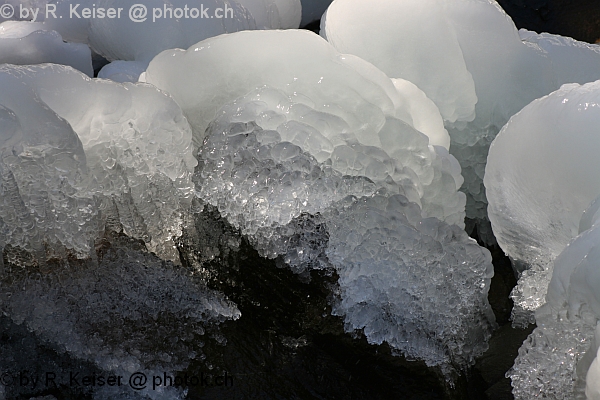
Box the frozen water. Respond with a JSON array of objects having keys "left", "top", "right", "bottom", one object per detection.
[
  {"left": 144, "top": 30, "right": 463, "bottom": 225},
  {"left": 486, "top": 80, "right": 600, "bottom": 325},
  {"left": 97, "top": 60, "right": 148, "bottom": 83},
  {"left": 322, "top": 0, "right": 477, "bottom": 124},
  {"left": 236, "top": 0, "right": 301, "bottom": 29},
  {"left": 196, "top": 97, "right": 496, "bottom": 373},
  {"left": 0, "top": 21, "right": 92, "bottom": 76},
  {"left": 509, "top": 222, "right": 600, "bottom": 399},
  {"left": 322, "top": 0, "right": 600, "bottom": 247},
  {"left": 0, "top": 64, "right": 196, "bottom": 262},
  {"left": 324, "top": 194, "right": 495, "bottom": 372},
  {"left": 0, "top": 232, "right": 240, "bottom": 400},
  {"left": 0, "top": 66, "right": 96, "bottom": 261},
  {"left": 147, "top": 29, "right": 497, "bottom": 373},
  {"left": 88, "top": 0, "right": 259, "bottom": 61},
  {"left": 10, "top": 0, "right": 301, "bottom": 62}
]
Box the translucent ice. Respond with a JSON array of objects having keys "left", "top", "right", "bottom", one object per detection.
[
  {"left": 97, "top": 60, "right": 148, "bottom": 83},
  {"left": 0, "top": 233, "right": 240, "bottom": 400},
  {"left": 486, "top": 80, "right": 600, "bottom": 324},
  {"left": 11, "top": 0, "right": 301, "bottom": 62},
  {"left": 509, "top": 222, "right": 600, "bottom": 399},
  {"left": 144, "top": 30, "right": 462, "bottom": 225},
  {"left": 0, "top": 21, "right": 92, "bottom": 76},
  {"left": 0, "top": 64, "right": 196, "bottom": 262},
  {"left": 322, "top": 0, "right": 600, "bottom": 245},
  {"left": 196, "top": 98, "right": 495, "bottom": 373},
  {"left": 149, "top": 30, "right": 496, "bottom": 373}
]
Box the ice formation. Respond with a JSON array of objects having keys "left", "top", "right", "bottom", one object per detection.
[
  {"left": 7, "top": 0, "right": 301, "bottom": 62},
  {"left": 0, "top": 21, "right": 92, "bottom": 76},
  {"left": 509, "top": 222, "right": 600, "bottom": 399},
  {"left": 321, "top": 0, "right": 600, "bottom": 246},
  {"left": 486, "top": 81, "right": 600, "bottom": 325},
  {"left": 0, "top": 234, "right": 240, "bottom": 400},
  {"left": 485, "top": 80, "right": 600, "bottom": 397},
  {"left": 146, "top": 29, "right": 496, "bottom": 372},
  {"left": 0, "top": 64, "right": 239, "bottom": 399},
  {"left": 0, "top": 64, "right": 196, "bottom": 262},
  {"left": 97, "top": 60, "right": 148, "bottom": 83}
]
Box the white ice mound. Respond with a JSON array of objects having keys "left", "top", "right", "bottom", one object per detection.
[
  {"left": 321, "top": 0, "right": 478, "bottom": 124},
  {"left": 0, "top": 21, "right": 92, "bottom": 76},
  {"left": 144, "top": 30, "right": 462, "bottom": 224},
  {"left": 322, "top": 0, "right": 600, "bottom": 246},
  {"left": 486, "top": 81, "right": 600, "bottom": 325},
  {"left": 12, "top": 0, "right": 301, "bottom": 62},
  {"left": 150, "top": 30, "right": 496, "bottom": 373},
  {"left": 509, "top": 222, "right": 600, "bottom": 399},
  {"left": 97, "top": 60, "right": 148, "bottom": 83},
  {"left": 90, "top": 0, "right": 301, "bottom": 61},
  {"left": 0, "top": 64, "right": 196, "bottom": 262}
]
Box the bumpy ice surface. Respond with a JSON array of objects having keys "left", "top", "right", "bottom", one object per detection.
[
  {"left": 0, "top": 63, "right": 196, "bottom": 263},
  {"left": 0, "top": 64, "right": 239, "bottom": 399},
  {"left": 146, "top": 29, "right": 496, "bottom": 373},
  {"left": 509, "top": 221, "right": 600, "bottom": 399}
]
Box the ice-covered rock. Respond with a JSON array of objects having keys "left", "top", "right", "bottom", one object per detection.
[
  {"left": 0, "top": 64, "right": 196, "bottom": 262},
  {"left": 146, "top": 29, "right": 495, "bottom": 373},
  {"left": 0, "top": 21, "right": 92, "bottom": 76},
  {"left": 486, "top": 80, "right": 600, "bottom": 325}
]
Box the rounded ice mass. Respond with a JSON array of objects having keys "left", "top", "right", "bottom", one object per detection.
[{"left": 1, "top": 0, "right": 600, "bottom": 399}]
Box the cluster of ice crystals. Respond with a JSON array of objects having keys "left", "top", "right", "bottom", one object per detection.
[
  {"left": 509, "top": 222, "right": 600, "bottom": 399},
  {"left": 0, "top": 21, "right": 92, "bottom": 76},
  {"left": 0, "top": 234, "right": 240, "bottom": 400},
  {"left": 324, "top": 194, "right": 495, "bottom": 371},
  {"left": 196, "top": 104, "right": 496, "bottom": 372},
  {"left": 322, "top": 0, "right": 600, "bottom": 247},
  {"left": 486, "top": 80, "right": 600, "bottom": 325},
  {"left": 144, "top": 29, "right": 464, "bottom": 226},
  {"left": 0, "top": 66, "right": 97, "bottom": 260},
  {"left": 0, "top": 64, "right": 196, "bottom": 262},
  {"left": 160, "top": 29, "right": 498, "bottom": 372}
]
